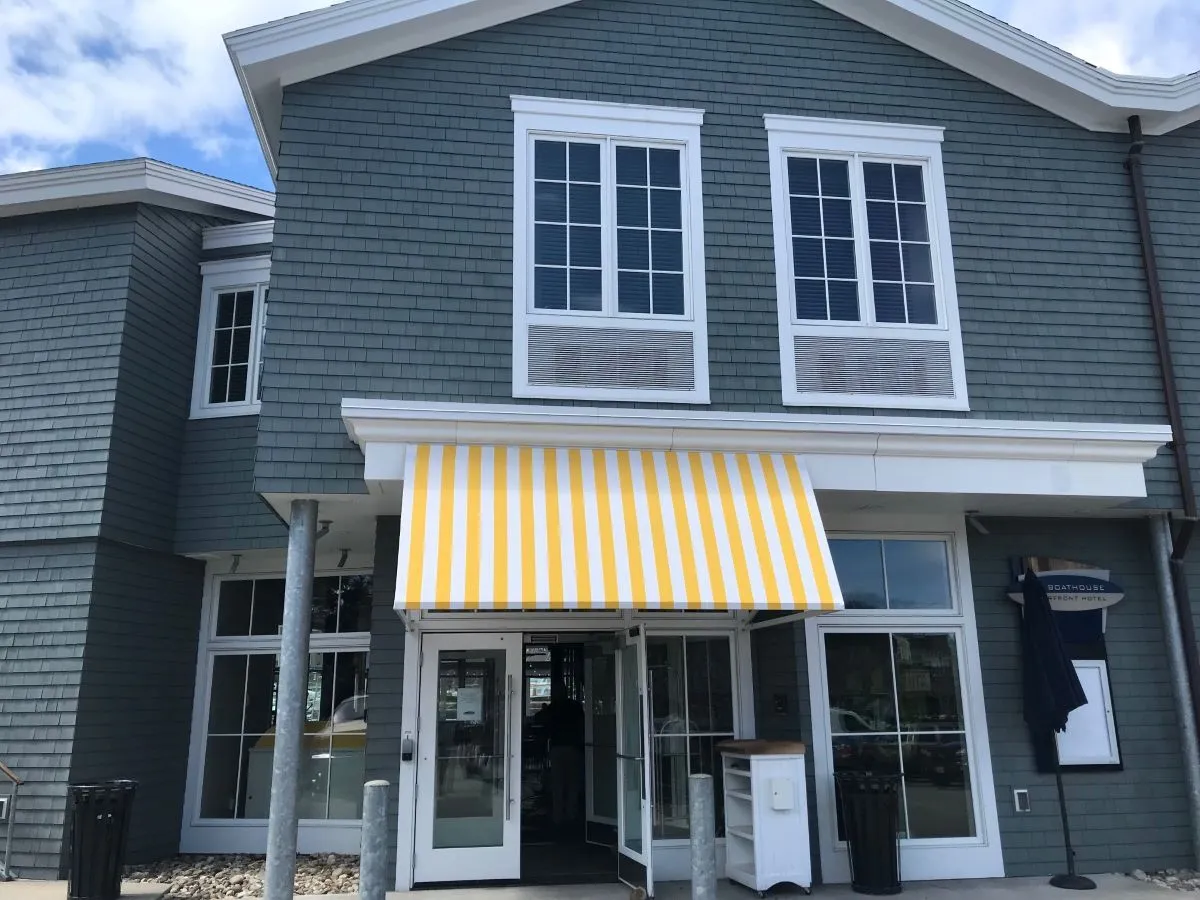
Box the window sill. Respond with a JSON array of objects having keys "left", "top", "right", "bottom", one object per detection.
[
  {"left": 191, "top": 403, "right": 262, "bottom": 420},
  {"left": 783, "top": 394, "right": 970, "bottom": 413}
]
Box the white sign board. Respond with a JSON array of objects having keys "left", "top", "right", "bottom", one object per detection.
[{"left": 456, "top": 685, "right": 483, "bottom": 723}]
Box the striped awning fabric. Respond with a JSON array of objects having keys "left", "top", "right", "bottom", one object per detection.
[{"left": 395, "top": 444, "right": 844, "bottom": 613}]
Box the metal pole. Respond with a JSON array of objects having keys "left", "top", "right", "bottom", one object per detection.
[
  {"left": 1153, "top": 515, "right": 1200, "bottom": 868},
  {"left": 359, "top": 780, "right": 390, "bottom": 900},
  {"left": 265, "top": 499, "right": 319, "bottom": 900},
  {"left": 689, "top": 773, "right": 717, "bottom": 900}
]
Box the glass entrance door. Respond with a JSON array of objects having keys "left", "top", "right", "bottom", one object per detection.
[
  {"left": 414, "top": 633, "right": 522, "bottom": 883},
  {"left": 616, "top": 626, "right": 654, "bottom": 896},
  {"left": 585, "top": 639, "right": 618, "bottom": 846}
]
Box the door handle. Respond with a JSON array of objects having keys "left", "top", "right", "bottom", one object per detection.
[{"left": 504, "top": 674, "right": 514, "bottom": 821}]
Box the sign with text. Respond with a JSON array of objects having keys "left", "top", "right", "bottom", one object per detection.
[{"left": 1007, "top": 557, "right": 1124, "bottom": 613}]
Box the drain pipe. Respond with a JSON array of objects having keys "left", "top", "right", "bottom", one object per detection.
[{"left": 1128, "top": 116, "right": 1200, "bottom": 866}]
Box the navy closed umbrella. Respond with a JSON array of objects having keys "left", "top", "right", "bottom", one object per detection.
[{"left": 1020, "top": 568, "right": 1093, "bottom": 891}]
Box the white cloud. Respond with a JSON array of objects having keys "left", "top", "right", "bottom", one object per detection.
[{"left": 0, "top": 0, "right": 1196, "bottom": 179}]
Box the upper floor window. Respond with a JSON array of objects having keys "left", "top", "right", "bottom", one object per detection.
[
  {"left": 765, "top": 116, "right": 968, "bottom": 411},
  {"left": 512, "top": 96, "right": 710, "bottom": 404},
  {"left": 191, "top": 256, "right": 270, "bottom": 419}
]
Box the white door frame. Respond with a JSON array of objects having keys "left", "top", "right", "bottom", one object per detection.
[
  {"left": 805, "top": 516, "right": 1004, "bottom": 882},
  {"left": 411, "top": 632, "right": 523, "bottom": 884}
]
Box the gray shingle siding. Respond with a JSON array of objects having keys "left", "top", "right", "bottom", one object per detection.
[{"left": 260, "top": 0, "right": 1178, "bottom": 501}]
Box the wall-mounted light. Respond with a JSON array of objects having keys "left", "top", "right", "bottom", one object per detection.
[
  {"left": 338, "top": 549, "right": 350, "bottom": 569},
  {"left": 230, "top": 554, "right": 242, "bottom": 574}
]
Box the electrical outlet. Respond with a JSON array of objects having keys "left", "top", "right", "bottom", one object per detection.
[{"left": 1013, "top": 789, "right": 1031, "bottom": 813}]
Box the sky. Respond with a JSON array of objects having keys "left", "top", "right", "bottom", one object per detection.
[{"left": 0, "top": 0, "right": 1196, "bottom": 191}]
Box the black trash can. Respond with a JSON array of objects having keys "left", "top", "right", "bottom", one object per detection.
[
  {"left": 835, "top": 772, "right": 902, "bottom": 895},
  {"left": 67, "top": 780, "right": 138, "bottom": 900}
]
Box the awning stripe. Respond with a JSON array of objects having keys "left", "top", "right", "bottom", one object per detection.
[{"left": 395, "top": 444, "right": 844, "bottom": 612}]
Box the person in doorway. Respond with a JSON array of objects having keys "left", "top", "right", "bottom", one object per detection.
[{"left": 540, "top": 679, "right": 585, "bottom": 829}]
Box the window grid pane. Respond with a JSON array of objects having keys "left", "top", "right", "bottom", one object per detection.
[
  {"left": 617, "top": 145, "right": 684, "bottom": 316},
  {"left": 864, "top": 163, "right": 936, "bottom": 326},
  {"left": 788, "top": 157, "right": 858, "bottom": 322},
  {"left": 208, "top": 290, "right": 256, "bottom": 404},
  {"left": 533, "top": 139, "right": 602, "bottom": 312}
]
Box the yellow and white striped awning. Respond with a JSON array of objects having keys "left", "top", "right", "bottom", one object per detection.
[{"left": 395, "top": 445, "right": 843, "bottom": 613}]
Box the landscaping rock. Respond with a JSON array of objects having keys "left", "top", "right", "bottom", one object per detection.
[{"left": 125, "top": 853, "right": 359, "bottom": 899}]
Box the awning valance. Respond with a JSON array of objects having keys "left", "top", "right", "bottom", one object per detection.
[{"left": 395, "top": 444, "right": 843, "bottom": 613}]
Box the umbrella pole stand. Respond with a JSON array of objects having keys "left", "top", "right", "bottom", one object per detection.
[{"left": 1049, "top": 741, "right": 1096, "bottom": 891}]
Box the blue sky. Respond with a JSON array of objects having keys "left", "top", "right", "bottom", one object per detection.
[{"left": 1, "top": 0, "right": 1196, "bottom": 191}]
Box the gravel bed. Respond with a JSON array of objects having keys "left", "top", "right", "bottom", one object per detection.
[
  {"left": 125, "top": 854, "right": 359, "bottom": 899},
  {"left": 1133, "top": 868, "right": 1200, "bottom": 891}
]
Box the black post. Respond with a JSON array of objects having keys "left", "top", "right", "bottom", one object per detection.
[{"left": 1048, "top": 739, "right": 1095, "bottom": 891}]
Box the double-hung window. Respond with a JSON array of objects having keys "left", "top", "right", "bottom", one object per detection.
[
  {"left": 512, "top": 96, "right": 709, "bottom": 403},
  {"left": 765, "top": 116, "right": 968, "bottom": 411},
  {"left": 191, "top": 256, "right": 270, "bottom": 418}
]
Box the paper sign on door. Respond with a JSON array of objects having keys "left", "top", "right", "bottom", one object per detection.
[{"left": 456, "top": 686, "right": 483, "bottom": 722}]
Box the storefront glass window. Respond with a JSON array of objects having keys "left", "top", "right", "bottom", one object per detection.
[
  {"left": 647, "top": 636, "right": 735, "bottom": 840},
  {"left": 830, "top": 539, "right": 952, "bottom": 611}
]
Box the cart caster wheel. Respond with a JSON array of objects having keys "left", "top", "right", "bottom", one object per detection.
[{"left": 801, "top": 889, "right": 813, "bottom": 896}]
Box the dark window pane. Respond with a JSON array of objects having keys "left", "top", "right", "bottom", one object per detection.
[
  {"left": 650, "top": 189, "right": 682, "bottom": 230},
  {"left": 825, "top": 632, "right": 897, "bottom": 732},
  {"left": 616, "top": 146, "right": 648, "bottom": 185},
  {"left": 830, "top": 540, "right": 886, "bottom": 610},
  {"left": 216, "top": 293, "right": 235, "bottom": 328},
  {"left": 243, "top": 654, "right": 278, "bottom": 734},
  {"left": 822, "top": 198, "right": 853, "bottom": 238},
  {"left": 535, "top": 267, "right": 568, "bottom": 310},
  {"left": 898, "top": 204, "right": 930, "bottom": 242},
  {"left": 902, "top": 243, "right": 934, "bottom": 283},
  {"left": 618, "top": 228, "right": 649, "bottom": 270},
  {"left": 618, "top": 187, "right": 648, "bottom": 228},
  {"left": 570, "top": 225, "right": 602, "bottom": 268},
  {"left": 690, "top": 736, "right": 727, "bottom": 837},
  {"left": 231, "top": 329, "right": 252, "bottom": 365},
  {"left": 534, "top": 181, "right": 567, "bottom": 222},
  {"left": 685, "top": 638, "right": 733, "bottom": 732},
  {"left": 863, "top": 162, "right": 895, "bottom": 201},
  {"left": 867, "top": 201, "right": 899, "bottom": 241},
  {"left": 832, "top": 735, "right": 902, "bottom": 840},
  {"left": 569, "top": 142, "right": 601, "bottom": 183},
  {"left": 652, "top": 230, "right": 683, "bottom": 272},
  {"left": 907, "top": 284, "right": 937, "bottom": 325},
  {"left": 870, "top": 241, "right": 902, "bottom": 282},
  {"left": 215, "top": 580, "right": 253, "bottom": 636},
  {"left": 793, "top": 238, "right": 825, "bottom": 278},
  {"left": 790, "top": 196, "right": 822, "bottom": 237},
  {"left": 795, "top": 279, "right": 827, "bottom": 320},
  {"left": 535, "top": 224, "right": 567, "bottom": 266},
  {"left": 885, "top": 541, "right": 953, "bottom": 610},
  {"left": 828, "top": 281, "right": 860, "bottom": 322},
  {"left": 569, "top": 183, "right": 601, "bottom": 225},
  {"left": 311, "top": 576, "right": 340, "bottom": 633},
  {"left": 894, "top": 165, "right": 925, "bottom": 202},
  {"left": 653, "top": 273, "right": 684, "bottom": 315},
  {"left": 336, "top": 575, "right": 373, "bottom": 633},
  {"left": 250, "top": 579, "right": 285, "bottom": 635},
  {"left": 227, "top": 365, "right": 249, "bottom": 403},
  {"left": 819, "top": 159, "right": 850, "bottom": 198},
  {"left": 570, "top": 268, "right": 603, "bottom": 311},
  {"left": 874, "top": 282, "right": 906, "bottom": 323},
  {"left": 234, "top": 292, "right": 255, "bottom": 327},
  {"left": 788, "top": 157, "right": 819, "bottom": 196},
  {"left": 894, "top": 634, "right": 963, "bottom": 731},
  {"left": 903, "top": 735, "right": 975, "bottom": 838},
  {"left": 534, "top": 140, "right": 567, "bottom": 180},
  {"left": 208, "top": 368, "right": 229, "bottom": 405},
  {"left": 825, "top": 239, "right": 857, "bottom": 280},
  {"left": 200, "top": 736, "right": 243, "bottom": 818},
  {"left": 649, "top": 148, "right": 681, "bottom": 188},
  {"left": 208, "top": 656, "right": 248, "bottom": 734},
  {"left": 213, "top": 330, "right": 233, "bottom": 366},
  {"left": 618, "top": 271, "right": 651, "bottom": 313}
]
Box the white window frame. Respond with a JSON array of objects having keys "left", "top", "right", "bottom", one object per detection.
[
  {"left": 764, "top": 115, "right": 968, "bottom": 411},
  {"left": 191, "top": 255, "right": 270, "bottom": 419},
  {"left": 511, "top": 95, "right": 710, "bottom": 404},
  {"left": 181, "top": 566, "right": 373, "bottom": 855}
]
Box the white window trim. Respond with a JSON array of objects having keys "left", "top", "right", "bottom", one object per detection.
[
  {"left": 181, "top": 566, "right": 373, "bottom": 855},
  {"left": 511, "top": 95, "right": 710, "bottom": 404},
  {"left": 191, "top": 255, "right": 271, "bottom": 419},
  {"left": 764, "top": 114, "right": 969, "bottom": 412}
]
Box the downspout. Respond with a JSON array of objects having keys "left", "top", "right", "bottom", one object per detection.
[{"left": 1127, "top": 115, "right": 1200, "bottom": 865}]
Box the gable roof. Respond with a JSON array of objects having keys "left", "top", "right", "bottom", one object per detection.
[
  {"left": 227, "top": 0, "right": 1200, "bottom": 180},
  {"left": 0, "top": 158, "right": 274, "bottom": 221}
]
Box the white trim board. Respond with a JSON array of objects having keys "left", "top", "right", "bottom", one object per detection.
[
  {"left": 0, "top": 158, "right": 274, "bottom": 220},
  {"left": 226, "top": 0, "right": 1200, "bottom": 178},
  {"left": 341, "top": 399, "right": 1170, "bottom": 502},
  {"left": 203, "top": 220, "right": 275, "bottom": 250}
]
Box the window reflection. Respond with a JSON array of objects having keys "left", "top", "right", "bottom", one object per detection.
[
  {"left": 828, "top": 539, "right": 952, "bottom": 611},
  {"left": 215, "top": 575, "right": 373, "bottom": 637}
]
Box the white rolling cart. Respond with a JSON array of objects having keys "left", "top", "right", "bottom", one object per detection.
[{"left": 719, "top": 740, "right": 811, "bottom": 897}]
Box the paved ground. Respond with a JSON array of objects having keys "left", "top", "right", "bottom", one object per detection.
[{"left": 0, "top": 880, "right": 168, "bottom": 899}]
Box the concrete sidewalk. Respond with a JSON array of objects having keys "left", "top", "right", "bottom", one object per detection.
[{"left": 0, "top": 881, "right": 168, "bottom": 899}]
